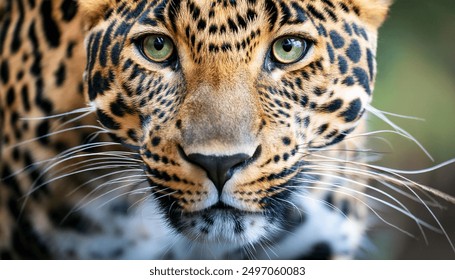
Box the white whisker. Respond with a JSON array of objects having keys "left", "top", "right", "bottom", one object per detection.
[
  {"left": 295, "top": 184, "right": 418, "bottom": 238},
  {"left": 308, "top": 153, "right": 455, "bottom": 204},
  {"left": 6, "top": 125, "right": 108, "bottom": 150},
  {"left": 19, "top": 107, "right": 92, "bottom": 121},
  {"left": 365, "top": 104, "right": 434, "bottom": 161},
  {"left": 302, "top": 162, "right": 442, "bottom": 208}
]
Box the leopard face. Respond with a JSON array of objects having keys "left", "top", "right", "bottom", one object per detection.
[{"left": 81, "top": 0, "right": 390, "bottom": 246}]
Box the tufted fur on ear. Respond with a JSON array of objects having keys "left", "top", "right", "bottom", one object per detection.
[
  {"left": 78, "top": 0, "right": 118, "bottom": 29},
  {"left": 352, "top": 0, "right": 393, "bottom": 28}
]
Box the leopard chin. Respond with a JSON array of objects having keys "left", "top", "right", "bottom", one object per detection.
[{"left": 166, "top": 202, "right": 289, "bottom": 246}]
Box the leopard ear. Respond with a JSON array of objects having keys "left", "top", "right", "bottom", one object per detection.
[
  {"left": 352, "top": 0, "right": 393, "bottom": 28},
  {"left": 78, "top": 0, "right": 117, "bottom": 29}
]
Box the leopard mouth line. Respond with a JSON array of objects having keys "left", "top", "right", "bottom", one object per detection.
[
  {"left": 189, "top": 201, "right": 261, "bottom": 214},
  {"left": 172, "top": 201, "right": 266, "bottom": 226}
]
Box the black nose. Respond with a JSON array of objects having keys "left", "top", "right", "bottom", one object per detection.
[{"left": 187, "top": 153, "right": 250, "bottom": 193}]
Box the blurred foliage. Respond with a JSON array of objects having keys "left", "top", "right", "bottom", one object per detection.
[
  {"left": 367, "top": 0, "right": 455, "bottom": 259},
  {"left": 374, "top": 0, "right": 455, "bottom": 162}
]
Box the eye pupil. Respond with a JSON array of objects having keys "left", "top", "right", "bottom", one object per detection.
[
  {"left": 282, "top": 39, "right": 293, "bottom": 52},
  {"left": 154, "top": 37, "right": 165, "bottom": 51}
]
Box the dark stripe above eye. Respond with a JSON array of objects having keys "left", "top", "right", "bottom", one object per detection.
[
  {"left": 291, "top": 2, "right": 308, "bottom": 24},
  {"left": 168, "top": 0, "right": 182, "bottom": 31},
  {"left": 265, "top": 0, "right": 279, "bottom": 31}
]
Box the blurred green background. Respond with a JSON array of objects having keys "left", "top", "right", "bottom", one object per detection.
[{"left": 366, "top": 0, "right": 455, "bottom": 259}]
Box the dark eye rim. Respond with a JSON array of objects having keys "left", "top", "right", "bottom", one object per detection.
[
  {"left": 136, "top": 34, "right": 178, "bottom": 65},
  {"left": 269, "top": 35, "right": 313, "bottom": 65}
]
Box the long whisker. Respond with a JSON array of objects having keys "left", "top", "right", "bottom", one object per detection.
[
  {"left": 301, "top": 162, "right": 442, "bottom": 208},
  {"left": 365, "top": 104, "right": 434, "bottom": 161},
  {"left": 2, "top": 142, "right": 126, "bottom": 180},
  {"left": 307, "top": 153, "right": 455, "bottom": 204},
  {"left": 6, "top": 125, "right": 108, "bottom": 150},
  {"left": 26, "top": 156, "right": 138, "bottom": 193},
  {"left": 53, "top": 110, "right": 95, "bottom": 131},
  {"left": 292, "top": 184, "right": 419, "bottom": 239},
  {"left": 299, "top": 155, "right": 455, "bottom": 251},
  {"left": 75, "top": 179, "right": 150, "bottom": 211},
  {"left": 19, "top": 107, "right": 93, "bottom": 121},
  {"left": 289, "top": 175, "right": 436, "bottom": 235},
  {"left": 64, "top": 182, "right": 150, "bottom": 223},
  {"left": 369, "top": 107, "right": 425, "bottom": 121},
  {"left": 66, "top": 170, "right": 146, "bottom": 197}
]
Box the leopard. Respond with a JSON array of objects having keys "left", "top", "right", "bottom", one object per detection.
[{"left": 0, "top": 0, "right": 451, "bottom": 259}]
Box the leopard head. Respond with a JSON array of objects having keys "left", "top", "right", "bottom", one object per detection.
[{"left": 79, "top": 0, "right": 391, "bottom": 246}]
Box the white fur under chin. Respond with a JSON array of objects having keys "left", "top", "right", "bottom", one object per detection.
[
  {"left": 254, "top": 195, "right": 365, "bottom": 259},
  {"left": 166, "top": 191, "right": 364, "bottom": 259},
  {"left": 52, "top": 189, "right": 364, "bottom": 259}
]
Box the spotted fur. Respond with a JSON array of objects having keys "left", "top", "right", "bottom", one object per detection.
[{"left": 0, "top": 0, "right": 412, "bottom": 259}]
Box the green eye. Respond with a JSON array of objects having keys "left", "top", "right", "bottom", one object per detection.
[
  {"left": 141, "top": 35, "right": 174, "bottom": 62},
  {"left": 272, "top": 36, "right": 309, "bottom": 64}
]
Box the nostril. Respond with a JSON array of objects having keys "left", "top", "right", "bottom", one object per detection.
[{"left": 186, "top": 152, "right": 251, "bottom": 193}]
